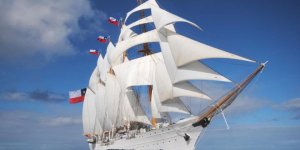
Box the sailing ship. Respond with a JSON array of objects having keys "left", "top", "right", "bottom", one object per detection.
[{"left": 81, "top": 0, "right": 266, "bottom": 149}]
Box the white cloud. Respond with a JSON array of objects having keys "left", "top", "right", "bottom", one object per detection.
[
  {"left": 281, "top": 98, "right": 300, "bottom": 111},
  {"left": 0, "top": 110, "right": 81, "bottom": 127},
  {"left": 0, "top": 90, "right": 66, "bottom": 102},
  {"left": 0, "top": 0, "right": 106, "bottom": 63},
  {"left": 187, "top": 81, "right": 270, "bottom": 116},
  {"left": 1, "top": 91, "right": 27, "bottom": 101},
  {"left": 274, "top": 98, "right": 300, "bottom": 119},
  {"left": 40, "top": 117, "right": 81, "bottom": 126},
  {"left": 225, "top": 96, "right": 270, "bottom": 115}
]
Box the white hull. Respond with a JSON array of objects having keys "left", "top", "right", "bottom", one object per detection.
[{"left": 92, "top": 119, "right": 203, "bottom": 150}]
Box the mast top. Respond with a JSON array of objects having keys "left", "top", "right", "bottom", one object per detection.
[
  {"left": 136, "top": 0, "right": 152, "bottom": 56},
  {"left": 137, "top": 0, "right": 143, "bottom": 5}
]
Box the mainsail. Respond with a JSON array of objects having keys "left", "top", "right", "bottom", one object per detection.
[{"left": 81, "top": 0, "right": 264, "bottom": 142}]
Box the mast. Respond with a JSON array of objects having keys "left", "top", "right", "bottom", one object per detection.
[
  {"left": 193, "top": 62, "right": 267, "bottom": 127},
  {"left": 136, "top": 0, "right": 156, "bottom": 127},
  {"left": 137, "top": 0, "right": 152, "bottom": 56}
]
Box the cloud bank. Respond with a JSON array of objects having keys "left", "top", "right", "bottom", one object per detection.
[
  {"left": 40, "top": 117, "right": 82, "bottom": 126},
  {"left": 0, "top": 89, "right": 67, "bottom": 103},
  {"left": 0, "top": 110, "right": 85, "bottom": 150},
  {"left": 0, "top": 0, "right": 106, "bottom": 64},
  {"left": 275, "top": 98, "right": 300, "bottom": 120}
]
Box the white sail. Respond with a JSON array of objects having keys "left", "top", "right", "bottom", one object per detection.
[
  {"left": 173, "top": 82, "right": 211, "bottom": 101},
  {"left": 95, "top": 82, "right": 112, "bottom": 131},
  {"left": 113, "top": 52, "right": 162, "bottom": 88},
  {"left": 151, "top": 82, "right": 190, "bottom": 117},
  {"left": 167, "top": 31, "right": 255, "bottom": 67},
  {"left": 109, "top": 29, "right": 160, "bottom": 66},
  {"left": 82, "top": 88, "right": 102, "bottom": 135},
  {"left": 88, "top": 67, "right": 99, "bottom": 93},
  {"left": 127, "top": 16, "right": 154, "bottom": 30},
  {"left": 113, "top": 50, "right": 213, "bottom": 116},
  {"left": 104, "top": 73, "right": 122, "bottom": 127},
  {"left": 122, "top": 89, "right": 151, "bottom": 125},
  {"left": 119, "top": 25, "right": 137, "bottom": 42},
  {"left": 99, "top": 42, "right": 114, "bottom": 82},
  {"left": 97, "top": 54, "right": 104, "bottom": 69},
  {"left": 113, "top": 51, "right": 229, "bottom": 88},
  {"left": 161, "top": 24, "right": 228, "bottom": 85},
  {"left": 160, "top": 98, "right": 190, "bottom": 114},
  {"left": 151, "top": 6, "right": 201, "bottom": 31},
  {"left": 151, "top": 85, "right": 162, "bottom": 118},
  {"left": 156, "top": 27, "right": 178, "bottom": 81},
  {"left": 125, "top": 0, "right": 159, "bottom": 23},
  {"left": 118, "top": 15, "right": 153, "bottom": 42},
  {"left": 152, "top": 85, "right": 189, "bottom": 115},
  {"left": 174, "top": 61, "right": 231, "bottom": 83},
  {"left": 83, "top": 66, "right": 103, "bottom": 135},
  {"left": 153, "top": 56, "right": 211, "bottom": 102}
]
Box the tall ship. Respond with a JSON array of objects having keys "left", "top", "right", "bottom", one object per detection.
[{"left": 80, "top": 0, "right": 266, "bottom": 149}]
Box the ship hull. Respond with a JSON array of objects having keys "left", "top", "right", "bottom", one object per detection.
[{"left": 93, "top": 120, "right": 203, "bottom": 150}]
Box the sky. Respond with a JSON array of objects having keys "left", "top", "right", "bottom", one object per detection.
[{"left": 0, "top": 0, "right": 300, "bottom": 150}]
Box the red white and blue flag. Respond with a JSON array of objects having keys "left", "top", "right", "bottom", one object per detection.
[
  {"left": 89, "top": 49, "right": 99, "bottom": 56},
  {"left": 97, "top": 35, "right": 109, "bottom": 43},
  {"left": 69, "top": 88, "right": 87, "bottom": 104},
  {"left": 108, "top": 17, "right": 119, "bottom": 26}
]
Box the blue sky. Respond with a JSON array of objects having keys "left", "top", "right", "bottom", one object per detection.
[{"left": 0, "top": 0, "right": 300, "bottom": 150}]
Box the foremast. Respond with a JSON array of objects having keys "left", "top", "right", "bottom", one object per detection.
[{"left": 193, "top": 62, "right": 267, "bottom": 127}]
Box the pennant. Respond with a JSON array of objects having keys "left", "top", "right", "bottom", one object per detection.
[
  {"left": 69, "top": 88, "right": 86, "bottom": 104},
  {"left": 97, "top": 36, "right": 109, "bottom": 43},
  {"left": 89, "top": 49, "right": 99, "bottom": 56},
  {"left": 108, "top": 17, "right": 119, "bottom": 26}
]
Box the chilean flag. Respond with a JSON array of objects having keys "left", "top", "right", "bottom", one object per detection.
[
  {"left": 89, "top": 49, "right": 99, "bottom": 56},
  {"left": 97, "top": 36, "right": 109, "bottom": 43},
  {"left": 69, "top": 88, "right": 86, "bottom": 104},
  {"left": 108, "top": 17, "right": 119, "bottom": 26}
]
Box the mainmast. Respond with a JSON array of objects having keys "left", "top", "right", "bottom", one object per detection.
[
  {"left": 137, "top": 0, "right": 152, "bottom": 56},
  {"left": 136, "top": 0, "right": 156, "bottom": 128}
]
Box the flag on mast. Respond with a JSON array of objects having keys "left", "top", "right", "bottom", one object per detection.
[
  {"left": 108, "top": 17, "right": 119, "bottom": 26},
  {"left": 69, "top": 88, "right": 87, "bottom": 104},
  {"left": 89, "top": 49, "right": 100, "bottom": 56},
  {"left": 97, "top": 36, "right": 109, "bottom": 43}
]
